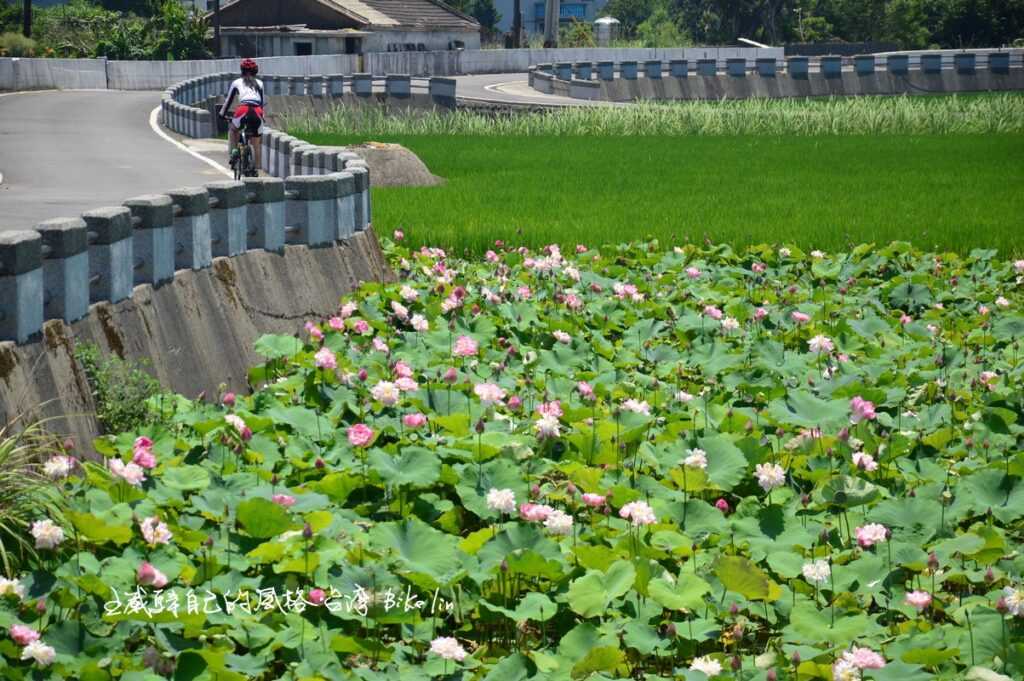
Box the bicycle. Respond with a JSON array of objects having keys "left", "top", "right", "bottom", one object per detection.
[{"left": 223, "top": 111, "right": 259, "bottom": 180}]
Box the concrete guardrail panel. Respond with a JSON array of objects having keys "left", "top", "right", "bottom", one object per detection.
[
  {"left": 0, "top": 230, "right": 44, "bottom": 343},
  {"left": 36, "top": 217, "right": 89, "bottom": 324},
  {"left": 83, "top": 207, "right": 133, "bottom": 304},
  {"left": 167, "top": 187, "right": 212, "bottom": 271},
  {"left": 123, "top": 194, "right": 175, "bottom": 287}
]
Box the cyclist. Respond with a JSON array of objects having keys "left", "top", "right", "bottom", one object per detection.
[{"left": 219, "top": 58, "right": 265, "bottom": 177}]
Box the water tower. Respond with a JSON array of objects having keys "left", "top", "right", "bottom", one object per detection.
[{"left": 594, "top": 16, "right": 620, "bottom": 47}]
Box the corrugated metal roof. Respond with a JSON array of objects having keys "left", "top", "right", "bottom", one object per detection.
[{"left": 330, "top": 0, "right": 479, "bottom": 30}]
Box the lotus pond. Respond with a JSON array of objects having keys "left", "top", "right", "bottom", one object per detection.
[{"left": 2, "top": 237, "right": 1024, "bottom": 681}]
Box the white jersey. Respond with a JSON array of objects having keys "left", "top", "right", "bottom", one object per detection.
[{"left": 219, "top": 77, "right": 264, "bottom": 117}]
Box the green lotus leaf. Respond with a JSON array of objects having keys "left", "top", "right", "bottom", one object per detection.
[
  {"left": 647, "top": 574, "right": 711, "bottom": 612},
  {"left": 566, "top": 560, "right": 636, "bottom": 618},
  {"left": 369, "top": 517, "right": 463, "bottom": 586},
  {"left": 714, "top": 555, "right": 780, "bottom": 601},
  {"left": 367, "top": 447, "right": 441, "bottom": 489},
  {"left": 236, "top": 497, "right": 295, "bottom": 538}
]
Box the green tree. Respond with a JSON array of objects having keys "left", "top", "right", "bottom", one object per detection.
[
  {"left": 603, "top": 0, "right": 659, "bottom": 34},
  {"left": 637, "top": 5, "right": 689, "bottom": 46},
  {"left": 466, "top": 0, "right": 501, "bottom": 31}
]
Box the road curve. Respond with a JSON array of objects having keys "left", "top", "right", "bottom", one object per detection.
[
  {"left": 452, "top": 73, "right": 621, "bottom": 107},
  {"left": 0, "top": 90, "right": 227, "bottom": 231}
]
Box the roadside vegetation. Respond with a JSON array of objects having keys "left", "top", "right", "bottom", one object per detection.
[{"left": 287, "top": 94, "right": 1024, "bottom": 257}]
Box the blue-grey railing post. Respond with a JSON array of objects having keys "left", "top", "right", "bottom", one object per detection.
[
  {"left": 244, "top": 177, "right": 286, "bottom": 252},
  {"left": 36, "top": 218, "right": 89, "bottom": 324},
  {"left": 328, "top": 74, "right": 345, "bottom": 97},
  {"left": 620, "top": 61, "right": 638, "bottom": 80},
  {"left": 756, "top": 58, "right": 777, "bottom": 77},
  {"left": 821, "top": 56, "right": 841, "bottom": 78},
  {"left": 352, "top": 73, "right": 372, "bottom": 97},
  {"left": 333, "top": 167, "right": 357, "bottom": 239},
  {"left": 167, "top": 187, "right": 212, "bottom": 271},
  {"left": 921, "top": 53, "right": 942, "bottom": 73},
  {"left": 278, "top": 136, "right": 295, "bottom": 177},
  {"left": 346, "top": 164, "right": 369, "bottom": 232},
  {"left": 727, "top": 58, "right": 746, "bottom": 76},
  {"left": 574, "top": 62, "right": 592, "bottom": 80},
  {"left": 123, "top": 195, "right": 175, "bottom": 287},
  {"left": 670, "top": 59, "right": 687, "bottom": 77},
  {"left": 385, "top": 74, "right": 411, "bottom": 98},
  {"left": 787, "top": 57, "right": 809, "bottom": 78},
  {"left": 555, "top": 62, "right": 572, "bottom": 81},
  {"left": 205, "top": 181, "right": 247, "bottom": 257},
  {"left": 696, "top": 59, "right": 716, "bottom": 76},
  {"left": 887, "top": 55, "right": 908, "bottom": 75},
  {"left": 285, "top": 176, "right": 337, "bottom": 246},
  {"left": 429, "top": 77, "right": 456, "bottom": 108},
  {"left": 854, "top": 55, "right": 875, "bottom": 75},
  {"left": 287, "top": 75, "right": 302, "bottom": 96},
  {"left": 644, "top": 60, "right": 662, "bottom": 79},
  {"left": 0, "top": 231, "right": 44, "bottom": 343},
  {"left": 954, "top": 53, "right": 975, "bottom": 74},
  {"left": 597, "top": 61, "right": 614, "bottom": 80},
  {"left": 989, "top": 52, "right": 1009, "bottom": 74},
  {"left": 83, "top": 207, "right": 133, "bottom": 304}
]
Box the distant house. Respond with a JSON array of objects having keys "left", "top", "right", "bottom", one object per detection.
[{"left": 208, "top": 0, "right": 482, "bottom": 56}]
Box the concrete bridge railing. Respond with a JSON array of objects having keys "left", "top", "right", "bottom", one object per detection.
[
  {"left": 0, "top": 143, "right": 371, "bottom": 344},
  {"left": 530, "top": 50, "right": 1024, "bottom": 101},
  {"left": 162, "top": 72, "right": 458, "bottom": 139}
]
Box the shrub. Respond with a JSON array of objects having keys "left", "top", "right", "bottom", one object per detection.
[
  {"left": 0, "top": 31, "right": 37, "bottom": 57},
  {"left": 73, "top": 342, "right": 160, "bottom": 434},
  {"left": 0, "top": 419, "right": 66, "bottom": 577}
]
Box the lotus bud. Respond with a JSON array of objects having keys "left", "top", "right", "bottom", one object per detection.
[
  {"left": 443, "top": 367, "right": 458, "bottom": 384},
  {"left": 731, "top": 655, "right": 742, "bottom": 671},
  {"left": 63, "top": 438, "right": 74, "bottom": 452},
  {"left": 36, "top": 598, "right": 46, "bottom": 614},
  {"left": 566, "top": 482, "right": 577, "bottom": 496},
  {"left": 197, "top": 390, "right": 206, "bottom": 402},
  {"left": 791, "top": 651, "right": 801, "bottom": 666},
  {"left": 715, "top": 498, "right": 730, "bottom": 513},
  {"left": 838, "top": 427, "right": 849, "bottom": 442},
  {"left": 985, "top": 567, "right": 995, "bottom": 584},
  {"left": 775, "top": 427, "right": 785, "bottom": 438},
  {"left": 475, "top": 420, "right": 486, "bottom": 435},
  {"left": 204, "top": 536, "right": 214, "bottom": 548},
  {"left": 271, "top": 474, "right": 279, "bottom": 486},
  {"left": 767, "top": 670, "right": 778, "bottom": 681},
  {"left": 965, "top": 437, "right": 973, "bottom": 448},
  {"left": 358, "top": 368, "right": 368, "bottom": 382},
  {"left": 927, "top": 552, "right": 939, "bottom": 571},
  {"left": 801, "top": 494, "right": 810, "bottom": 507},
  {"left": 222, "top": 392, "right": 236, "bottom": 407},
  {"left": 303, "top": 523, "right": 313, "bottom": 539},
  {"left": 315, "top": 458, "right": 325, "bottom": 469},
  {"left": 664, "top": 622, "right": 676, "bottom": 637},
  {"left": 530, "top": 484, "right": 540, "bottom": 498},
  {"left": 500, "top": 559, "right": 508, "bottom": 573},
  {"left": 996, "top": 597, "right": 1009, "bottom": 614},
  {"left": 745, "top": 420, "right": 754, "bottom": 433},
  {"left": 729, "top": 603, "right": 739, "bottom": 616},
  {"left": 508, "top": 396, "right": 523, "bottom": 411}
]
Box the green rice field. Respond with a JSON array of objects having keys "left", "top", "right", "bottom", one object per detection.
[{"left": 288, "top": 95, "right": 1024, "bottom": 255}]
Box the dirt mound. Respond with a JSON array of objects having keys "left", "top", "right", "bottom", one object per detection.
[{"left": 344, "top": 142, "right": 445, "bottom": 187}]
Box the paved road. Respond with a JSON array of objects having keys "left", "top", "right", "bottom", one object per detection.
[
  {"left": 0, "top": 90, "right": 227, "bottom": 231},
  {"left": 452, "top": 73, "right": 620, "bottom": 107}
]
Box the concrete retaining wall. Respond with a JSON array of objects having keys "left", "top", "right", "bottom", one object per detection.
[
  {"left": 0, "top": 57, "right": 108, "bottom": 90},
  {"left": 0, "top": 229, "right": 391, "bottom": 453},
  {"left": 532, "top": 52, "right": 1024, "bottom": 101},
  {"left": 106, "top": 54, "right": 362, "bottom": 90}
]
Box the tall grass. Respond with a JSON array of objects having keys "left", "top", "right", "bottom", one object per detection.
[
  {"left": 0, "top": 419, "right": 66, "bottom": 577},
  {"left": 286, "top": 93, "right": 1024, "bottom": 138}
]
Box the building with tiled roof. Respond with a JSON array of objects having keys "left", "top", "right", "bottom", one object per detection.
[{"left": 209, "top": 0, "right": 481, "bottom": 56}]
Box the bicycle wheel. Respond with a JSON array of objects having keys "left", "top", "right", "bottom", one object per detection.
[{"left": 242, "top": 144, "right": 254, "bottom": 178}]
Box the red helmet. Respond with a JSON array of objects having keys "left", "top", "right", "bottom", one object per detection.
[{"left": 240, "top": 58, "right": 258, "bottom": 74}]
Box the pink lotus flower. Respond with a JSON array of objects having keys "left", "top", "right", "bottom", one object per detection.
[
  {"left": 516, "top": 286, "right": 532, "bottom": 300},
  {"left": 430, "top": 636, "right": 467, "bottom": 662},
  {"left": 899, "top": 313, "right": 912, "bottom": 325},
  {"left": 411, "top": 314, "right": 429, "bottom": 332},
  {"left": 507, "top": 395, "right": 523, "bottom": 411},
  {"left": 852, "top": 452, "right": 878, "bottom": 472},
  {"left": 394, "top": 361, "right": 414, "bottom": 378},
  {"left": 754, "top": 307, "right": 768, "bottom": 322},
  {"left": 393, "top": 229, "right": 404, "bottom": 241},
  {"left": 372, "top": 337, "right": 390, "bottom": 354},
  {"left": 339, "top": 302, "right": 358, "bottom": 319},
  {"left": 474, "top": 383, "right": 506, "bottom": 405},
  {"left": 849, "top": 396, "right": 877, "bottom": 423},
  {"left": 134, "top": 436, "right": 153, "bottom": 450},
  {"left": 564, "top": 293, "right": 584, "bottom": 310},
  {"left": 619, "top": 500, "right": 657, "bottom": 526},
  {"left": 577, "top": 381, "right": 595, "bottom": 401},
  {"left": 371, "top": 380, "right": 401, "bottom": 406},
  {"left": 443, "top": 367, "right": 458, "bottom": 384},
  {"left": 109, "top": 459, "right": 146, "bottom": 487},
  {"left": 132, "top": 446, "right": 157, "bottom": 470},
  {"left": 1015, "top": 259, "right": 1024, "bottom": 273},
  {"left": 854, "top": 523, "right": 888, "bottom": 548},
  {"left": 576, "top": 244, "right": 587, "bottom": 253},
  {"left": 347, "top": 424, "right": 374, "bottom": 448},
  {"left": 686, "top": 266, "right": 701, "bottom": 279},
  {"left": 519, "top": 503, "right": 554, "bottom": 522},
  {"left": 582, "top": 493, "right": 606, "bottom": 508},
  {"left": 225, "top": 413, "right": 252, "bottom": 441},
  {"left": 139, "top": 516, "right": 173, "bottom": 546},
  {"left": 328, "top": 316, "right": 344, "bottom": 331},
  {"left": 791, "top": 311, "right": 811, "bottom": 324},
  {"left": 308, "top": 588, "right": 326, "bottom": 605},
  {"left": 485, "top": 250, "right": 499, "bottom": 262},
  {"left": 553, "top": 330, "right": 571, "bottom": 344},
  {"left": 314, "top": 347, "right": 337, "bottom": 370},
  {"left": 703, "top": 305, "right": 723, "bottom": 320},
  {"left": 137, "top": 562, "right": 168, "bottom": 588},
  {"left": 453, "top": 335, "right": 478, "bottom": 357},
  {"left": 272, "top": 494, "right": 296, "bottom": 507},
  {"left": 403, "top": 413, "right": 428, "bottom": 428},
  {"left": 980, "top": 371, "right": 998, "bottom": 390},
  {"left": 395, "top": 377, "right": 418, "bottom": 393},
  {"left": 10, "top": 624, "right": 40, "bottom": 646},
  {"left": 978, "top": 304, "right": 990, "bottom": 316},
  {"left": 715, "top": 498, "right": 730, "bottom": 513},
  {"left": 536, "top": 401, "right": 563, "bottom": 419},
  {"left": 752, "top": 262, "right": 766, "bottom": 273},
  {"left": 808, "top": 334, "right": 833, "bottom": 354},
  {"left": 222, "top": 392, "right": 236, "bottom": 407},
  {"left": 390, "top": 301, "right": 409, "bottom": 320},
  {"left": 905, "top": 590, "right": 932, "bottom": 610},
  {"left": 305, "top": 322, "right": 324, "bottom": 342},
  {"left": 352, "top": 319, "right": 370, "bottom": 335}
]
